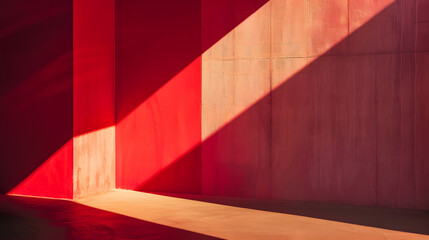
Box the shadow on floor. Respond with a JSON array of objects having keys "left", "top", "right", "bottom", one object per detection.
[
  {"left": 0, "top": 194, "right": 220, "bottom": 240},
  {"left": 152, "top": 192, "right": 429, "bottom": 236}
]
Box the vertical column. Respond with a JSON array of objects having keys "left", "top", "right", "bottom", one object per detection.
[{"left": 73, "top": 0, "right": 115, "bottom": 198}]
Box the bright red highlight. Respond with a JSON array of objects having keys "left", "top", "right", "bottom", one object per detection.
[
  {"left": 116, "top": 58, "right": 202, "bottom": 193},
  {"left": 9, "top": 141, "right": 73, "bottom": 199}
]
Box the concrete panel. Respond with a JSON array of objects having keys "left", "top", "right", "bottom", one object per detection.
[
  {"left": 376, "top": 53, "right": 417, "bottom": 209},
  {"left": 348, "top": 0, "right": 415, "bottom": 54},
  {"left": 348, "top": 0, "right": 395, "bottom": 33},
  {"left": 417, "top": 0, "right": 429, "bottom": 22},
  {"left": 202, "top": 58, "right": 271, "bottom": 198},
  {"left": 73, "top": 127, "right": 115, "bottom": 198},
  {"left": 202, "top": 102, "right": 271, "bottom": 198},
  {"left": 202, "top": 32, "right": 235, "bottom": 61},
  {"left": 310, "top": 55, "right": 377, "bottom": 205},
  {"left": 308, "top": 0, "right": 349, "bottom": 56},
  {"left": 271, "top": 57, "right": 314, "bottom": 201},
  {"left": 416, "top": 22, "right": 429, "bottom": 51},
  {"left": 271, "top": 0, "right": 308, "bottom": 58},
  {"left": 348, "top": 0, "right": 395, "bottom": 54},
  {"left": 201, "top": 3, "right": 271, "bottom": 197},
  {"left": 201, "top": 0, "right": 427, "bottom": 209},
  {"left": 234, "top": 2, "right": 271, "bottom": 59},
  {"left": 271, "top": 56, "right": 311, "bottom": 89},
  {"left": 415, "top": 52, "right": 429, "bottom": 209}
]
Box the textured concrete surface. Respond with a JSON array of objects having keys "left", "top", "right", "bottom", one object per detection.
[
  {"left": 73, "top": 127, "right": 115, "bottom": 198},
  {"left": 201, "top": 0, "right": 429, "bottom": 209}
]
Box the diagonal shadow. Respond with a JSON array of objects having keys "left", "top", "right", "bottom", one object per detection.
[
  {"left": 0, "top": 0, "right": 73, "bottom": 196},
  {"left": 0, "top": 0, "right": 269, "bottom": 196},
  {"left": 0, "top": 194, "right": 220, "bottom": 239},
  {"left": 136, "top": 0, "right": 429, "bottom": 233},
  {"left": 115, "top": 0, "right": 269, "bottom": 122},
  {"left": 152, "top": 192, "right": 429, "bottom": 235}
]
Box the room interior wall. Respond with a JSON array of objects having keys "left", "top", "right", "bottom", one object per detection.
[
  {"left": 2, "top": 0, "right": 428, "bottom": 210},
  {"left": 114, "top": 0, "right": 203, "bottom": 193},
  {"left": 0, "top": 0, "right": 74, "bottom": 198},
  {"left": 0, "top": 0, "right": 116, "bottom": 199},
  {"left": 201, "top": 0, "right": 429, "bottom": 210}
]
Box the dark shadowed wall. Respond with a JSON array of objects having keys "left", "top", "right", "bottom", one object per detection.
[
  {"left": 115, "top": 0, "right": 203, "bottom": 193},
  {"left": 201, "top": 0, "right": 429, "bottom": 210},
  {"left": 0, "top": 0, "right": 115, "bottom": 199},
  {"left": 0, "top": 0, "right": 73, "bottom": 198}
]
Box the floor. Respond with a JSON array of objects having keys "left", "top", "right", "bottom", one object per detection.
[{"left": 0, "top": 190, "right": 428, "bottom": 240}]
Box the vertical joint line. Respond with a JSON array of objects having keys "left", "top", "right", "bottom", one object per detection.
[{"left": 269, "top": 0, "right": 273, "bottom": 200}]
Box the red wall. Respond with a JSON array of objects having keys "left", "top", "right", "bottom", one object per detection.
[
  {"left": 2, "top": 0, "right": 427, "bottom": 209},
  {"left": 73, "top": 0, "right": 115, "bottom": 137},
  {"left": 0, "top": 0, "right": 73, "bottom": 198},
  {"left": 73, "top": 0, "right": 115, "bottom": 197},
  {"left": 115, "top": 0, "right": 203, "bottom": 193},
  {"left": 114, "top": 0, "right": 271, "bottom": 194},
  {"left": 0, "top": 0, "right": 115, "bottom": 199},
  {"left": 200, "top": 0, "right": 429, "bottom": 210},
  {"left": 115, "top": 0, "right": 429, "bottom": 210}
]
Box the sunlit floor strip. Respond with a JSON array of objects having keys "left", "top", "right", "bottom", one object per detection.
[{"left": 76, "top": 189, "right": 429, "bottom": 240}]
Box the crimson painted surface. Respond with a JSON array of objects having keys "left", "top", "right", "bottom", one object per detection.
[
  {"left": 9, "top": 141, "right": 73, "bottom": 199},
  {"left": 116, "top": 58, "right": 202, "bottom": 193},
  {"left": 114, "top": 0, "right": 201, "bottom": 123},
  {"left": 73, "top": 0, "right": 115, "bottom": 197},
  {"left": 114, "top": 0, "right": 203, "bottom": 193},
  {"left": 1, "top": 0, "right": 115, "bottom": 198},
  {"left": 0, "top": 0, "right": 73, "bottom": 198},
  {"left": 73, "top": 0, "right": 115, "bottom": 136},
  {"left": 115, "top": 0, "right": 270, "bottom": 194}
]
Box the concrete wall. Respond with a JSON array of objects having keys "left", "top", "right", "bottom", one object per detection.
[
  {"left": 201, "top": 0, "right": 429, "bottom": 209},
  {"left": 3, "top": 0, "right": 427, "bottom": 208}
]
